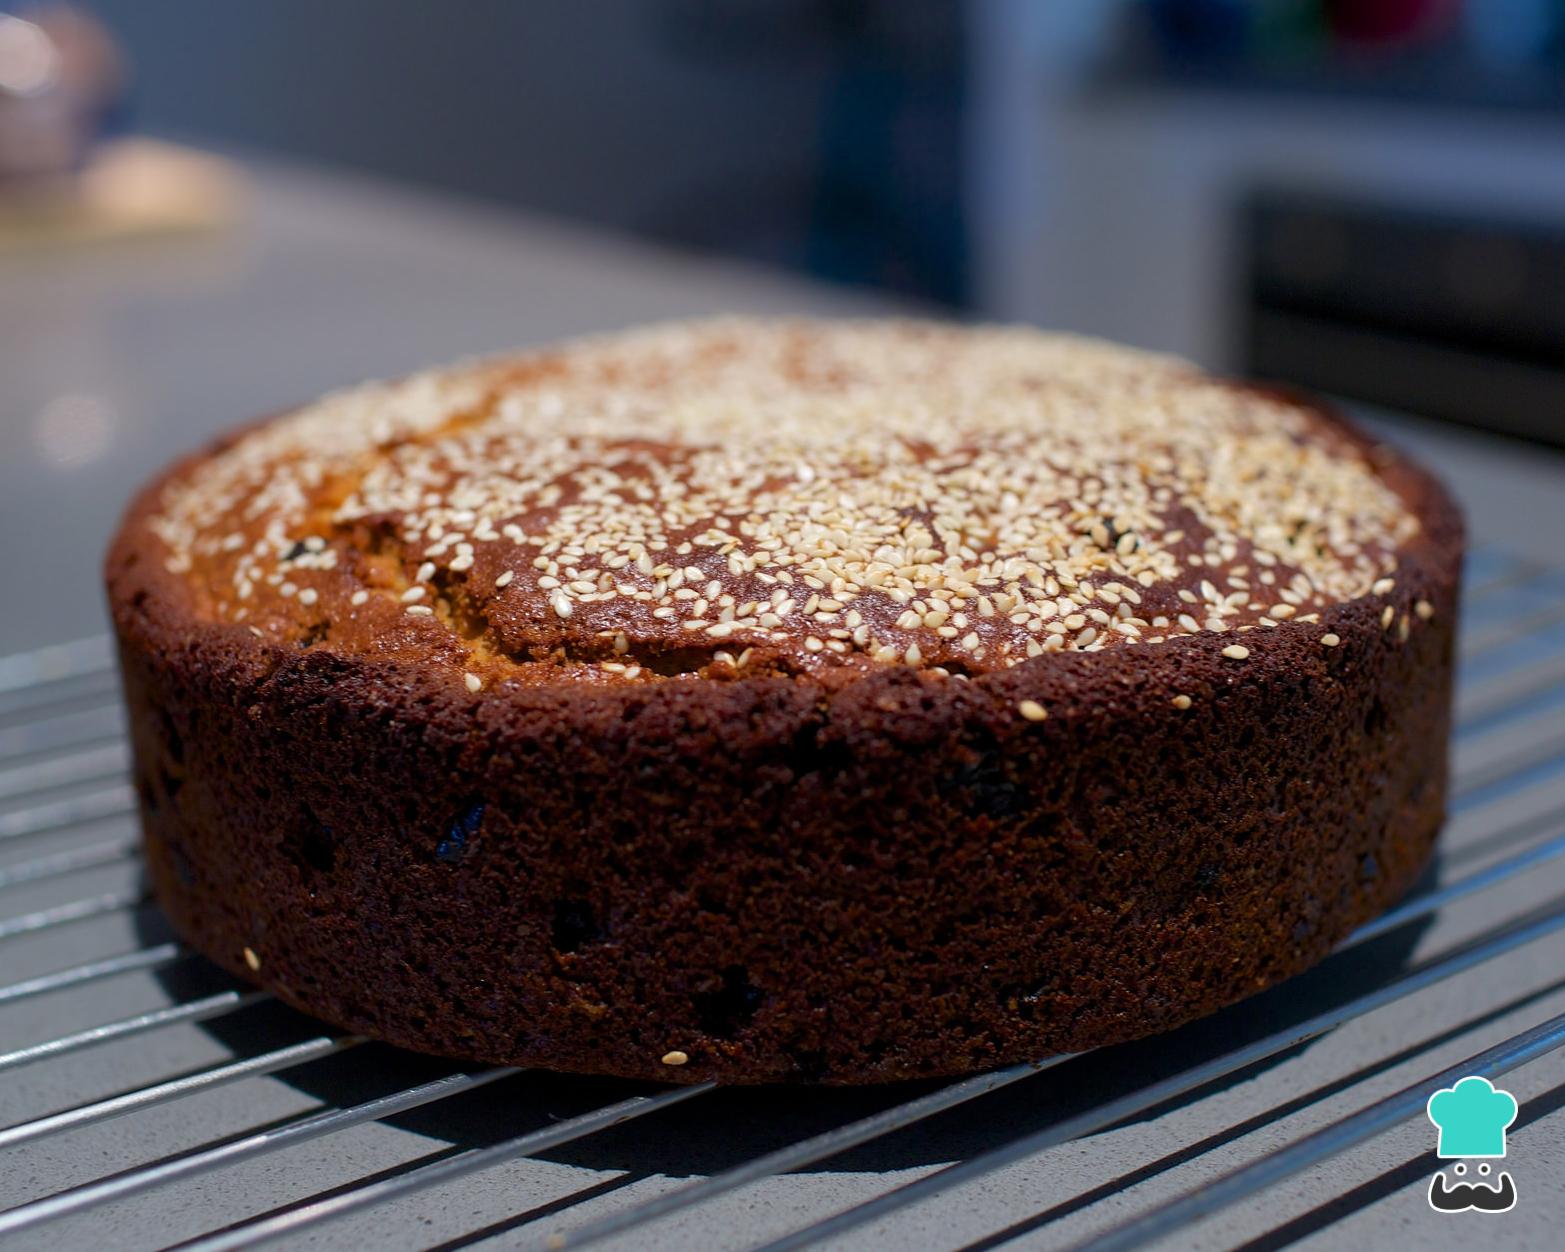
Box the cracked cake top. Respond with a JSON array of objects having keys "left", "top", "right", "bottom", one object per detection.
[{"left": 141, "top": 317, "right": 1425, "bottom": 684}]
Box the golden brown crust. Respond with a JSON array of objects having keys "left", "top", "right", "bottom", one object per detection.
[{"left": 106, "top": 319, "right": 1463, "bottom": 1084}]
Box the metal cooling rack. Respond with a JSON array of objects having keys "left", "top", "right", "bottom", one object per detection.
[{"left": 3, "top": 543, "right": 1565, "bottom": 1251}]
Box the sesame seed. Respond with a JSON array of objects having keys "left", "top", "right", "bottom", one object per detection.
[
  {"left": 297, "top": 588, "right": 318, "bottom": 606},
  {"left": 243, "top": 947, "right": 261, "bottom": 972},
  {"left": 1380, "top": 605, "right": 1395, "bottom": 629},
  {"left": 1221, "top": 644, "right": 1250, "bottom": 660},
  {"left": 350, "top": 589, "right": 369, "bottom": 605},
  {"left": 1415, "top": 599, "right": 1433, "bottom": 620},
  {"left": 464, "top": 672, "right": 482, "bottom": 692},
  {"left": 1017, "top": 699, "right": 1048, "bottom": 722},
  {"left": 1321, "top": 633, "right": 1340, "bottom": 647},
  {"left": 406, "top": 604, "right": 434, "bottom": 616},
  {"left": 1373, "top": 577, "right": 1396, "bottom": 595},
  {"left": 661, "top": 1050, "right": 690, "bottom": 1066},
  {"left": 1171, "top": 694, "right": 1192, "bottom": 710},
  {"left": 495, "top": 569, "right": 514, "bottom": 587},
  {"left": 417, "top": 561, "right": 436, "bottom": 583},
  {"left": 401, "top": 586, "right": 426, "bottom": 603}
]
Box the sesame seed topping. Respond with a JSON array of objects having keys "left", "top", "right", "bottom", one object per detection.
[
  {"left": 661, "top": 1050, "right": 690, "bottom": 1066},
  {"left": 464, "top": 672, "right": 482, "bottom": 692},
  {"left": 1171, "top": 694, "right": 1192, "bottom": 709},
  {"left": 1415, "top": 599, "right": 1433, "bottom": 620},
  {"left": 243, "top": 947, "right": 261, "bottom": 971},
  {"left": 148, "top": 318, "right": 1420, "bottom": 676},
  {"left": 1221, "top": 644, "right": 1250, "bottom": 660},
  {"left": 1017, "top": 699, "right": 1048, "bottom": 722},
  {"left": 1321, "top": 633, "right": 1340, "bottom": 647},
  {"left": 1381, "top": 605, "right": 1396, "bottom": 629}
]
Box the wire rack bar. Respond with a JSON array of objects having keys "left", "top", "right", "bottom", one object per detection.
[
  {"left": 0, "top": 942, "right": 186, "bottom": 1007},
  {"left": 0, "top": 705, "right": 124, "bottom": 768},
  {"left": 1073, "top": 1008, "right": 1565, "bottom": 1252},
  {"left": 0, "top": 669, "right": 119, "bottom": 724},
  {"left": 548, "top": 1061, "right": 1075, "bottom": 1252},
  {"left": 181, "top": 1083, "right": 721, "bottom": 1252},
  {"left": 0, "top": 1035, "right": 362, "bottom": 1151},
  {"left": 0, "top": 989, "right": 268, "bottom": 1074},
  {"left": 1457, "top": 651, "right": 1565, "bottom": 728},
  {"left": 0, "top": 836, "right": 140, "bottom": 890},
  {"left": 0, "top": 1068, "right": 521, "bottom": 1238},
  {"left": 1463, "top": 598, "right": 1565, "bottom": 660},
  {"left": 0, "top": 637, "right": 113, "bottom": 701},
  {"left": 744, "top": 898, "right": 1565, "bottom": 1252},
  {"left": 1464, "top": 549, "right": 1547, "bottom": 599},
  {"left": 0, "top": 784, "right": 135, "bottom": 842},
  {"left": 0, "top": 742, "right": 129, "bottom": 803},
  {"left": 0, "top": 886, "right": 148, "bottom": 941}
]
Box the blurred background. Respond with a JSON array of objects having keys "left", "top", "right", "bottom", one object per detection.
[{"left": 4, "top": 0, "right": 1565, "bottom": 650}]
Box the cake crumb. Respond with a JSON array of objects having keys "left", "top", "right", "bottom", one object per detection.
[
  {"left": 1171, "top": 694, "right": 1192, "bottom": 710},
  {"left": 1221, "top": 644, "right": 1250, "bottom": 660},
  {"left": 1321, "top": 633, "right": 1341, "bottom": 647},
  {"left": 243, "top": 946, "right": 261, "bottom": 972},
  {"left": 661, "top": 1050, "right": 690, "bottom": 1066},
  {"left": 1398, "top": 614, "right": 1410, "bottom": 642},
  {"left": 464, "top": 672, "right": 482, "bottom": 692},
  {"left": 1017, "top": 699, "right": 1049, "bottom": 722}
]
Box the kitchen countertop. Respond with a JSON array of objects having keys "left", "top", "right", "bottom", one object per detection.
[{"left": 4, "top": 155, "right": 1565, "bottom": 1252}]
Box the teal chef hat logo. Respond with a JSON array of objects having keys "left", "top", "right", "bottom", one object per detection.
[{"left": 1426, "top": 1076, "right": 1518, "bottom": 1159}]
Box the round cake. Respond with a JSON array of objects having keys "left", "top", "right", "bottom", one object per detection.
[{"left": 106, "top": 318, "right": 1463, "bottom": 1084}]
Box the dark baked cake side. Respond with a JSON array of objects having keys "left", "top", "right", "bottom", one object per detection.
[{"left": 107, "top": 420, "right": 1461, "bottom": 1085}]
